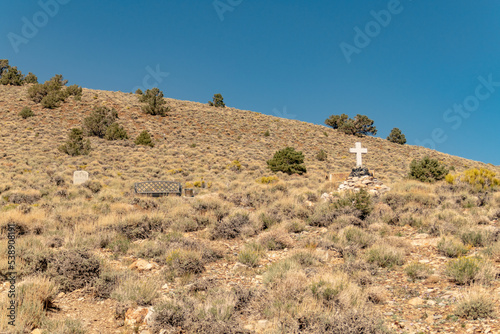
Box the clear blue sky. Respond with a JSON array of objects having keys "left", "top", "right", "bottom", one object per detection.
[{"left": 2, "top": 0, "right": 500, "bottom": 165}]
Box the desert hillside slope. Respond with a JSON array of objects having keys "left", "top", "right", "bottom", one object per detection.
[
  {"left": 0, "top": 85, "right": 497, "bottom": 188},
  {"left": 1, "top": 84, "right": 500, "bottom": 334}
]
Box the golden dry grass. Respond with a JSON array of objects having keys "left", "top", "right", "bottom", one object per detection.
[{"left": 1, "top": 84, "right": 500, "bottom": 333}]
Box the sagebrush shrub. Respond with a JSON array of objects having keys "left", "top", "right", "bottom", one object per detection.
[
  {"left": 336, "top": 189, "right": 373, "bottom": 220},
  {"left": 405, "top": 262, "right": 433, "bottom": 281},
  {"left": 445, "top": 256, "right": 496, "bottom": 285},
  {"left": 267, "top": 147, "right": 306, "bottom": 175},
  {"left": 408, "top": 156, "right": 448, "bottom": 183},
  {"left": 210, "top": 212, "right": 250, "bottom": 240},
  {"left": 316, "top": 149, "right": 327, "bottom": 161},
  {"left": 454, "top": 286, "right": 496, "bottom": 320},
  {"left": 19, "top": 107, "right": 34, "bottom": 119},
  {"left": 366, "top": 244, "right": 404, "bottom": 268},
  {"left": 437, "top": 237, "right": 468, "bottom": 258},
  {"left": 111, "top": 274, "right": 160, "bottom": 306},
  {"left": 47, "top": 249, "right": 100, "bottom": 292},
  {"left": 165, "top": 249, "right": 205, "bottom": 276}
]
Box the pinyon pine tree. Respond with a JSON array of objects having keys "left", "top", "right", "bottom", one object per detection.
[
  {"left": 209, "top": 93, "right": 225, "bottom": 108},
  {"left": 325, "top": 113, "right": 377, "bottom": 137},
  {"left": 387, "top": 128, "right": 406, "bottom": 145},
  {"left": 59, "top": 128, "right": 91, "bottom": 156},
  {"left": 138, "top": 87, "right": 169, "bottom": 116}
]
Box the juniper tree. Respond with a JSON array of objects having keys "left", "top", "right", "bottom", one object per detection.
[
  {"left": 138, "top": 87, "right": 169, "bottom": 116},
  {"left": 325, "top": 113, "right": 377, "bottom": 137},
  {"left": 267, "top": 147, "right": 307, "bottom": 175},
  {"left": 409, "top": 156, "right": 448, "bottom": 183},
  {"left": 387, "top": 127, "right": 406, "bottom": 145},
  {"left": 83, "top": 106, "right": 119, "bottom": 138},
  {"left": 135, "top": 130, "right": 154, "bottom": 147},
  {"left": 0, "top": 66, "right": 24, "bottom": 86},
  {"left": 209, "top": 93, "right": 225, "bottom": 108},
  {"left": 24, "top": 72, "right": 38, "bottom": 84},
  {"left": 0, "top": 59, "right": 9, "bottom": 77},
  {"left": 59, "top": 128, "right": 91, "bottom": 156}
]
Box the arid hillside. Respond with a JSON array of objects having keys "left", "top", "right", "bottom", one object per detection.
[
  {"left": 0, "top": 85, "right": 498, "bottom": 189},
  {"left": 1, "top": 84, "right": 500, "bottom": 334}
]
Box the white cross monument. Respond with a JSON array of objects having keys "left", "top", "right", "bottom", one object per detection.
[{"left": 349, "top": 142, "right": 367, "bottom": 167}]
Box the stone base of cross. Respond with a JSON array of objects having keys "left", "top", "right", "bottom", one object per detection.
[{"left": 349, "top": 142, "right": 367, "bottom": 167}]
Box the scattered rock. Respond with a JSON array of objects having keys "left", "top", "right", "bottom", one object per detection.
[
  {"left": 125, "top": 307, "right": 150, "bottom": 327},
  {"left": 408, "top": 297, "right": 424, "bottom": 306},
  {"left": 128, "top": 259, "right": 159, "bottom": 272},
  {"left": 256, "top": 320, "right": 270, "bottom": 330}
]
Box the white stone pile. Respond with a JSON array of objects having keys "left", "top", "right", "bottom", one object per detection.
[{"left": 338, "top": 175, "right": 390, "bottom": 195}]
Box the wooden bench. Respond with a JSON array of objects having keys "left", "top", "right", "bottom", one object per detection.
[{"left": 134, "top": 181, "right": 183, "bottom": 197}]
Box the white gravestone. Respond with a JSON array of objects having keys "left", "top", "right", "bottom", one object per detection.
[
  {"left": 73, "top": 171, "right": 89, "bottom": 185},
  {"left": 349, "top": 142, "right": 367, "bottom": 167}
]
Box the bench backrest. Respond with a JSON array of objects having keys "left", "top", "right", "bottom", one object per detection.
[{"left": 134, "top": 181, "right": 182, "bottom": 195}]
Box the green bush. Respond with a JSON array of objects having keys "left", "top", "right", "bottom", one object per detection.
[
  {"left": 27, "top": 74, "right": 75, "bottom": 108},
  {"left": 335, "top": 189, "right": 373, "bottom": 220},
  {"left": 105, "top": 122, "right": 128, "bottom": 140},
  {"left": 59, "top": 128, "right": 91, "bottom": 156},
  {"left": 387, "top": 127, "right": 406, "bottom": 144},
  {"left": 0, "top": 59, "right": 9, "bottom": 77},
  {"left": 437, "top": 237, "right": 468, "bottom": 258},
  {"left": 267, "top": 147, "right": 306, "bottom": 175},
  {"left": 408, "top": 156, "right": 448, "bottom": 183},
  {"left": 19, "top": 107, "right": 34, "bottom": 119},
  {"left": 41, "top": 91, "right": 64, "bottom": 109},
  {"left": 404, "top": 262, "right": 433, "bottom": 281},
  {"left": 111, "top": 274, "right": 160, "bottom": 306},
  {"left": 138, "top": 87, "right": 169, "bottom": 116},
  {"left": 366, "top": 245, "right": 404, "bottom": 268},
  {"left": 65, "top": 84, "right": 83, "bottom": 99},
  {"left": 444, "top": 256, "right": 495, "bottom": 285},
  {"left": 0, "top": 65, "right": 24, "bottom": 86},
  {"left": 238, "top": 243, "right": 263, "bottom": 267},
  {"left": 208, "top": 93, "right": 225, "bottom": 108},
  {"left": 454, "top": 287, "right": 496, "bottom": 320},
  {"left": 83, "top": 106, "right": 119, "bottom": 138},
  {"left": 325, "top": 113, "right": 377, "bottom": 136},
  {"left": 135, "top": 130, "right": 154, "bottom": 147},
  {"left": 24, "top": 72, "right": 38, "bottom": 84},
  {"left": 316, "top": 149, "right": 327, "bottom": 161},
  {"left": 461, "top": 230, "right": 489, "bottom": 247}
]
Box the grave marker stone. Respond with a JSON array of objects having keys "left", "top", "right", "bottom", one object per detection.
[{"left": 73, "top": 171, "right": 89, "bottom": 185}]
